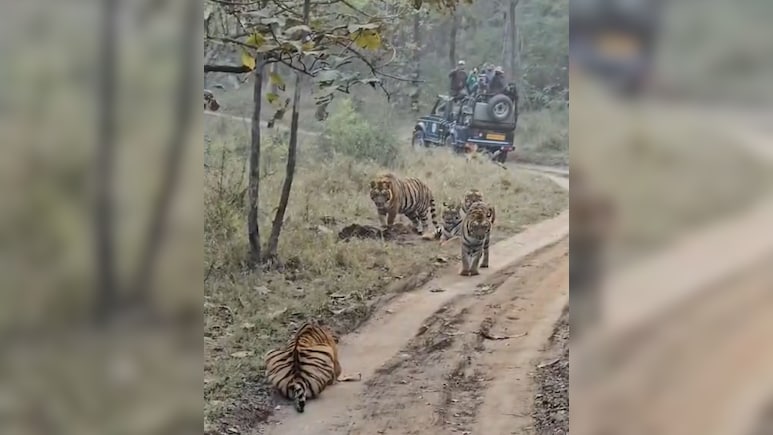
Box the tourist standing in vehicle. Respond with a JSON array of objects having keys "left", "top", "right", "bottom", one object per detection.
[
  {"left": 489, "top": 66, "right": 507, "bottom": 95},
  {"left": 467, "top": 67, "right": 479, "bottom": 94},
  {"left": 476, "top": 66, "right": 489, "bottom": 95},
  {"left": 449, "top": 60, "right": 468, "bottom": 99},
  {"left": 484, "top": 64, "right": 496, "bottom": 88}
]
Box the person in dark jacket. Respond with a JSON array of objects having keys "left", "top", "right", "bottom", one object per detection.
[
  {"left": 449, "top": 60, "right": 468, "bottom": 99},
  {"left": 484, "top": 64, "right": 495, "bottom": 85},
  {"left": 488, "top": 66, "right": 507, "bottom": 94}
]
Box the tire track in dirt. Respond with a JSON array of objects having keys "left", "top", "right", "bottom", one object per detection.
[{"left": 329, "top": 239, "right": 568, "bottom": 435}]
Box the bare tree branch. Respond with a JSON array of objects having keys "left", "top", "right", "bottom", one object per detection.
[
  {"left": 207, "top": 0, "right": 261, "bottom": 5},
  {"left": 205, "top": 63, "right": 253, "bottom": 73}
]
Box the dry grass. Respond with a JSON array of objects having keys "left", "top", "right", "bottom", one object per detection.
[
  {"left": 203, "top": 117, "right": 567, "bottom": 433},
  {"left": 512, "top": 108, "right": 569, "bottom": 167}
]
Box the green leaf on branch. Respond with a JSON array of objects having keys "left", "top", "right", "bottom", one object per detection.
[
  {"left": 352, "top": 29, "right": 382, "bottom": 51},
  {"left": 245, "top": 33, "right": 266, "bottom": 49},
  {"left": 266, "top": 93, "right": 281, "bottom": 105},
  {"left": 269, "top": 73, "right": 286, "bottom": 91},
  {"left": 241, "top": 51, "right": 256, "bottom": 70}
]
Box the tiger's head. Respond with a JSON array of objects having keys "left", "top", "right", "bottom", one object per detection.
[
  {"left": 369, "top": 176, "right": 395, "bottom": 210},
  {"left": 441, "top": 201, "right": 464, "bottom": 231},
  {"left": 466, "top": 202, "right": 493, "bottom": 237},
  {"left": 463, "top": 189, "right": 484, "bottom": 212}
]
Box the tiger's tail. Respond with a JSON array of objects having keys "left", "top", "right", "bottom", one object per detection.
[
  {"left": 291, "top": 382, "right": 306, "bottom": 413},
  {"left": 429, "top": 197, "right": 440, "bottom": 237}
]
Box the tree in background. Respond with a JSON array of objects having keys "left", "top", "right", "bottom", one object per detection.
[{"left": 204, "top": 0, "right": 464, "bottom": 270}]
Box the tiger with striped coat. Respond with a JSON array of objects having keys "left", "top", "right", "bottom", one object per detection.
[
  {"left": 460, "top": 201, "right": 495, "bottom": 276},
  {"left": 436, "top": 201, "right": 465, "bottom": 245},
  {"left": 369, "top": 173, "right": 439, "bottom": 237},
  {"left": 264, "top": 322, "right": 360, "bottom": 412},
  {"left": 463, "top": 189, "right": 496, "bottom": 225}
]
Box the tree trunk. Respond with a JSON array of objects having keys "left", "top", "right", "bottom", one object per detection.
[
  {"left": 269, "top": 62, "right": 279, "bottom": 95},
  {"left": 130, "top": 0, "right": 197, "bottom": 304},
  {"left": 264, "top": 0, "right": 310, "bottom": 265},
  {"left": 509, "top": 0, "right": 519, "bottom": 79},
  {"left": 247, "top": 59, "right": 264, "bottom": 269},
  {"left": 95, "top": 0, "right": 118, "bottom": 323},
  {"left": 411, "top": 11, "right": 421, "bottom": 113},
  {"left": 448, "top": 11, "right": 458, "bottom": 70}
]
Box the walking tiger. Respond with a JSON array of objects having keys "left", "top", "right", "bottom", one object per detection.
[
  {"left": 369, "top": 172, "right": 439, "bottom": 237},
  {"left": 460, "top": 201, "right": 495, "bottom": 276}
]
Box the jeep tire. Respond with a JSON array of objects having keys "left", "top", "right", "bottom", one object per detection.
[
  {"left": 412, "top": 129, "right": 426, "bottom": 150},
  {"left": 487, "top": 94, "right": 514, "bottom": 122}
]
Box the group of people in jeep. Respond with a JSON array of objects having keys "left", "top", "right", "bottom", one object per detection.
[{"left": 448, "top": 60, "right": 509, "bottom": 100}]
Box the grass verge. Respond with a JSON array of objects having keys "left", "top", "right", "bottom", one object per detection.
[{"left": 512, "top": 108, "right": 569, "bottom": 167}]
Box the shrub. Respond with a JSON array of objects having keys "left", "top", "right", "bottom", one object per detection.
[{"left": 319, "top": 98, "right": 402, "bottom": 167}]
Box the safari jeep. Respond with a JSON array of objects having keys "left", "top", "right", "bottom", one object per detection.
[{"left": 412, "top": 92, "right": 517, "bottom": 163}]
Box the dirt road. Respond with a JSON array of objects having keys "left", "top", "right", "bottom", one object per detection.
[{"left": 263, "top": 236, "right": 569, "bottom": 435}]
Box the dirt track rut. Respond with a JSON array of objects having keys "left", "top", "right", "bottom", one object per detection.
[
  {"left": 263, "top": 213, "right": 569, "bottom": 435},
  {"left": 342, "top": 239, "right": 568, "bottom": 435}
]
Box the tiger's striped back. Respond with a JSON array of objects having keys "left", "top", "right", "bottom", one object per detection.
[
  {"left": 370, "top": 173, "right": 438, "bottom": 234},
  {"left": 264, "top": 322, "right": 341, "bottom": 412}
]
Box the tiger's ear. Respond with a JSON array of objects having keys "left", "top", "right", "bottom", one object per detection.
[
  {"left": 442, "top": 201, "right": 449, "bottom": 207},
  {"left": 370, "top": 180, "right": 377, "bottom": 189}
]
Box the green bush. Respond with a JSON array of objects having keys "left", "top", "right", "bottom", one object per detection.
[{"left": 319, "top": 98, "right": 402, "bottom": 167}]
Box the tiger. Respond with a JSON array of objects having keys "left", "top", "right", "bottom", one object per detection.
[
  {"left": 463, "top": 189, "right": 495, "bottom": 225},
  {"left": 264, "top": 322, "right": 359, "bottom": 413},
  {"left": 437, "top": 201, "right": 465, "bottom": 244},
  {"left": 369, "top": 172, "right": 439, "bottom": 237},
  {"left": 459, "top": 201, "right": 494, "bottom": 276}
]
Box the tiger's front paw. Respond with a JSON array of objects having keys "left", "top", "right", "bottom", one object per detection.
[
  {"left": 460, "top": 269, "right": 472, "bottom": 276},
  {"left": 480, "top": 262, "right": 489, "bottom": 268}
]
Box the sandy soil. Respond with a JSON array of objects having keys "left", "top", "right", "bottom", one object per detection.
[{"left": 261, "top": 217, "right": 570, "bottom": 435}]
